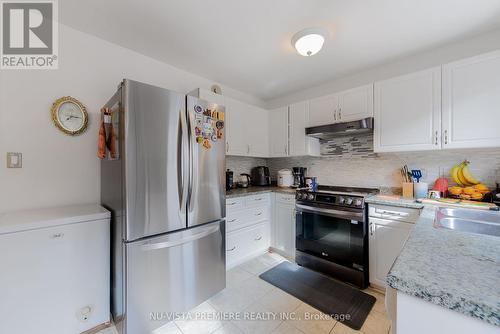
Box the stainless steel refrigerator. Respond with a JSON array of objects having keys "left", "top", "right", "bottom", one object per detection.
[{"left": 101, "top": 79, "right": 226, "bottom": 334}]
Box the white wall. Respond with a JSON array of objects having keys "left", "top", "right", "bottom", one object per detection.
[
  {"left": 266, "top": 28, "right": 500, "bottom": 108},
  {"left": 0, "top": 24, "right": 264, "bottom": 213}
]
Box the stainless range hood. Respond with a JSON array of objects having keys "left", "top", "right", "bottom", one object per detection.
[{"left": 305, "top": 117, "right": 374, "bottom": 141}]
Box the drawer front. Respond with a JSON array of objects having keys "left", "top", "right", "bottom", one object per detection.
[
  {"left": 226, "top": 197, "right": 244, "bottom": 212},
  {"left": 368, "top": 204, "right": 420, "bottom": 223},
  {"left": 248, "top": 223, "right": 270, "bottom": 251},
  {"left": 275, "top": 193, "right": 295, "bottom": 205},
  {"left": 226, "top": 223, "right": 270, "bottom": 266},
  {"left": 226, "top": 207, "right": 270, "bottom": 232},
  {"left": 245, "top": 193, "right": 271, "bottom": 207},
  {"left": 226, "top": 228, "right": 247, "bottom": 264}
]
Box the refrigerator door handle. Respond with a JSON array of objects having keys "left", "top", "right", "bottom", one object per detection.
[
  {"left": 187, "top": 111, "right": 198, "bottom": 213},
  {"left": 178, "top": 109, "right": 189, "bottom": 213},
  {"left": 140, "top": 223, "right": 220, "bottom": 251}
]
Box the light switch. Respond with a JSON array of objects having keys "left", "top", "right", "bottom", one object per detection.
[{"left": 7, "top": 152, "right": 22, "bottom": 168}]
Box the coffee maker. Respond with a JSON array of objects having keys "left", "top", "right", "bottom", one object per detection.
[{"left": 292, "top": 167, "right": 307, "bottom": 188}]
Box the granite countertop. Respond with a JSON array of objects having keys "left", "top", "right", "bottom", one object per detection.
[
  {"left": 387, "top": 206, "right": 500, "bottom": 326},
  {"left": 365, "top": 194, "right": 425, "bottom": 209},
  {"left": 226, "top": 185, "right": 296, "bottom": 198}
]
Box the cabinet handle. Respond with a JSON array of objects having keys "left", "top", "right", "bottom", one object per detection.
[
  {"left": 247, "top": 144, "right": 250, "bottom": 154},
  {"left": 321, "top": 252, "right": 329, "bottom": 257},
  {"left": 284, "top": 144, "right": 287, "bottom": 155},
  {"left": 254, "top": 236, "right": 262, "bottom": 241},
  {"left": 255, "top": 212, "right": 263, "bottom": 216},
  {"left": 434, "top": 131, "right": 438, "bottom": 145},
  {"left": 333, "top": 109, "right": 337, "bottom": 121},
  {"left": 338, "top": 108, "right": 342, "bottom": 120},
  {"left": 376, "top": 209, "right": 408, "bottom": 217},
  {"left": 228, "top": 218, "right": 237, "bottom": 223},
  {"left": 254, "top": 198, "right": 263, "bottom": 201},
  {"left": 227, "top": 246, "right": 236, "bottom": 252},
  {"left": 226, "top": 142, "right": 229, "bottom": 153},
  {"left": 227, "top": 202, "right": 237, "bottom": 206},
  {"left": 370, "top": 223, "right": 374, "bottom": 236},
  {"left": 444, "top": 130, "right": 448, "bottom": 145},
  {"left": 51, "top": 233, "right": 64, "bottom": 239}
]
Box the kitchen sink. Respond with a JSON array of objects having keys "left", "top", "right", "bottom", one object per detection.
[{"left": 434, "top": 208, "right": 500, "bottom": 237}]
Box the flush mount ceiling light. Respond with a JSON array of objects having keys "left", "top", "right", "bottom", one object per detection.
[{"left": 291, "top": 28, "right": 327, "bottom": 57}]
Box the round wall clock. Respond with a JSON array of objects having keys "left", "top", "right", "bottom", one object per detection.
[{"left": 51, "top": 96, "right": 88, "bottom": 135}]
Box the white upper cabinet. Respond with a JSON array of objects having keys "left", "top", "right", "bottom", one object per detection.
[
  {"left": 308, "top": 85, "right": 373, "bottom": 127},
  {"left": 269, "top": 107, "right": 289, "bottom": 157},
  {"left": 225, "top": 97, "right": 251, "bottom": 156},
  {"left": 442, "top": 50, "right": 500, "bottom": 149},
  {"left": 248, "top": 106, "right": 269, "bottom": 157},
  {"left": 374, "top": 67, "right": 442, "bottom": 152},
  {"left": 225, "top": 97, "right": 269, "bottom": 157},
  {"left": 309, "top": 93, "right": 338, "bottom": 126},
  {"left": 289, "top": 101, "right": 320, "bottom": 156},
  {"left": 337, "top": 84, "right": 374, "bottom": 122}
]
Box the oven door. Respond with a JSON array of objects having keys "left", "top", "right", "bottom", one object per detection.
[{"left": 295, "top": 203, "right": 366, "bottom": 271}]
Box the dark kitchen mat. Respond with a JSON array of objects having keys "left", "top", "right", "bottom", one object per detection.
[{"left": 259, "top": 261, "right": 375, "bottom": 330}]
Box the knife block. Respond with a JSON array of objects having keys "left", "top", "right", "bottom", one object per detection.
[{"left": 402, "top": 182, "right": 414, "bottom": 199}]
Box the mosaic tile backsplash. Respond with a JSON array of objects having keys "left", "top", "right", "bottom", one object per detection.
[
  {"left": 228, "top": 147, "right": 500, "bottom": 189},
  {"left": 226, "top": 156, "right": 267, "bottom": 177},
  {"left": 266, "top": 148, "right": 500, "bottom": 189},
  {"left": 320, "top": 133, "right": 376, "bottom": 158}
]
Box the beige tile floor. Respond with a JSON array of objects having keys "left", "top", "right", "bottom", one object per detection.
[{"left": 99, "top": 252, "right": 391, "bottom": 334}]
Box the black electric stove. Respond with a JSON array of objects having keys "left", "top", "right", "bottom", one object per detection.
[{"left": 295, "top": 185, "right": 379, "bottom": 288}]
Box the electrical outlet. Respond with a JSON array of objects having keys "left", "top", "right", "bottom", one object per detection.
[{"left": 6, "top": 152, "right": 22, "bottom": 168}]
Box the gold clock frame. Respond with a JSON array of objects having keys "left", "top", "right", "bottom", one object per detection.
[{"left": 51, "top": 96, "right": 88, "bottom": 136}]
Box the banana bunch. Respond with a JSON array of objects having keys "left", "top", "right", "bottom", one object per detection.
[{"left": 450, "top": 160, "right": 480, "bottom": 186}]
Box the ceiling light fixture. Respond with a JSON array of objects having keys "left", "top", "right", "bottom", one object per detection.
[{"left": 291, "top": 28, "right": 327, "bottom": 57}]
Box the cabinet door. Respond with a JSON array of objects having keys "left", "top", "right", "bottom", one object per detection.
[
  {"left": 374, "top": 67, "right": 441, "bottom": 152},
  {"left": 225, "top": 97, "right": 250, "bottom": 155},
  {"left": 309, "top": 94, "right": 338, "bottom": 126},
  {"left": 289, "top": 101, "right": 321, "bottom": 156},
  {"left": 369, "top": 217, "right": 413, "bottom": 288},
  {"left": 338, "top": 84, "right": 373, "bottom": 122},
  {"left": 269, "top": 107, "right": 289, "bottom": 157},
  {"left": 274, "top": 202, "right": 295, "bottom": 258},
  {"left": 248, "top": 106, "right": 269, "bottom": 157},
  {"left": 442, "top": 51, "right": 500, "bottom": 149}
]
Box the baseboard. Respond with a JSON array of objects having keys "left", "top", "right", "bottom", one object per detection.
[
  {"left": 268, "top": 247, "right": 295, "bottom": 261},
  {"left": 226, "top": 247, "right": 269, "bottom": 270},
  {"left": 369, "top": 283, "right": 386, "bottom": 294},
  {"left": 81, "top": 322, "right": 112, "bottom": 334}
]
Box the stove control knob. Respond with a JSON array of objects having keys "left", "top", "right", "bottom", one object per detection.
[
  {"left": 297, "top": 193, "right": 303, "bottom": 199},
  {"left": 307, "top": 194, "right": 314, "bottom": 200},
  {"left": 338, "top": 197, "right": 345, "bottom": 204},
  {"left": 345, "top": 197, "right": 353, "bottom": 205},
  {"left": 354, "top": 199, "right": 363, "bottom": 207}
]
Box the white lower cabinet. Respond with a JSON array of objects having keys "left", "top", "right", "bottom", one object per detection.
[
  {"left": 368, "top": 204, "right": 420, "bottom": 289},
  {"left": 225, "top": 192, "right": 296, "bottom": 268},
  {"left": 225, "top": 194, "right": 271, "bottom": 269},
  {"left": 272, "top": 193, "right": 296, "bottom": 259}
]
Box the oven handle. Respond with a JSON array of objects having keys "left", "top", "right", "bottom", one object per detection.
[{"left": 295, "top": 204, "right": 364, "bottom": 222}]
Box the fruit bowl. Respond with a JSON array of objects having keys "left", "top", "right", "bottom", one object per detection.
[{"left": 448, "top": 185, "right": 491, "bottom": 201}]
